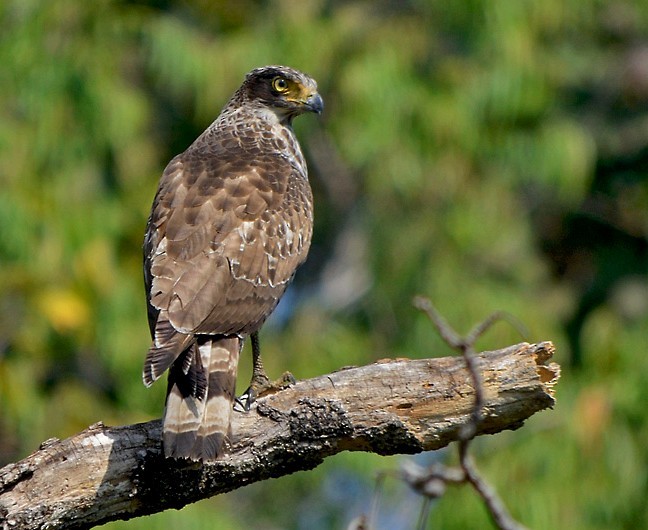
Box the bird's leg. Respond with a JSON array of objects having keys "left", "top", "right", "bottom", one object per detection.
[
  {"left": 238, "top": 331, "right": 295, "bottom": 411},
  {"left": 249, "top": 331, "right": 271, "bottom": 396}
]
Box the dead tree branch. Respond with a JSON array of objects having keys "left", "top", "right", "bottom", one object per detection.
[{"left": 0, "top": 342, "right": 559, "bottom": 530}]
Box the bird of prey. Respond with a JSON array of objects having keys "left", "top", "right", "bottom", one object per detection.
[{"left": 143, "top": 65, "right": 322, "bottom": 462}]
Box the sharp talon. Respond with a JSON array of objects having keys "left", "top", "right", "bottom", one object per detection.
[
  {"left": 236, "top": 371, "right": 296, "bottom": 412},
  {"left": 234, "top": 395, "right": 250, "bottom": 413},
  {"left": 235, "top": 383, "right": 261, "bottom": 413},
  {"left": 278, "top": 371, "right": 296, "bottom": 387}
]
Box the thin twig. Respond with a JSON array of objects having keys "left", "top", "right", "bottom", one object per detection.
[
  {"left": 459, "top": 442, "right": 528, "bottom": 530},
  {"left": 412, "top": 296, "right": 463, "bottom": 348},
  {"left": 410, "top": 296, "right": 531, "bottom": 530}
]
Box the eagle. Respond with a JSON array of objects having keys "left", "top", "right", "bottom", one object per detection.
[{"left": 143, "top": 66, "right": 322, "bottom": 461}]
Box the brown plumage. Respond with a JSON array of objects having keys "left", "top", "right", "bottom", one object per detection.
[{"left": 143, "top": 66, "right": 322, "bottom": 461}]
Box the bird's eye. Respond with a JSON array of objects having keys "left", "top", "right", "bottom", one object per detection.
[{"left": 272, "top": 76, "right": 289, "bottom": 93}]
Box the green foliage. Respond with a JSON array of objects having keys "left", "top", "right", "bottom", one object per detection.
[{"left": 1, "top": 0, "right": 647, "bottom": 528}]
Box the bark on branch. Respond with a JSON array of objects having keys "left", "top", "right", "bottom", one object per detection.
[{"left": 0, "top": 341, "right": 559, "bottom": 530}]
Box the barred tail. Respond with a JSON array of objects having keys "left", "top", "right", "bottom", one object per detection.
[{"left": 163, "top": 335, "right": 240, "bottom": 461}]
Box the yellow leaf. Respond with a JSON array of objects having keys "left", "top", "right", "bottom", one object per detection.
[{"left": 37, "top": 289, "right": 90, "bottom": 333}]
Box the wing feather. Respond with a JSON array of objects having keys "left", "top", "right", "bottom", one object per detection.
[{"left": 144, "top": 147, "right": 312, "bottom": 339}]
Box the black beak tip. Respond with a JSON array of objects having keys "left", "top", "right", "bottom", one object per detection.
[{"left": 308, "top": 93, "right": 324, "bottom": 115}]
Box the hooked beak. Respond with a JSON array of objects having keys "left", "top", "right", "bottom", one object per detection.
[{"left": 305, "top": 92, "right": 324, "bottom": 115}]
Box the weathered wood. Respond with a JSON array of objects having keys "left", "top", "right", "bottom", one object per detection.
[{"left": 0, "top": 341, "right": 559, "bottom": 530}]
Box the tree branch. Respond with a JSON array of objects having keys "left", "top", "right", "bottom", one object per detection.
[{"left": 0, "top": 341, "right": 559, "bottom": 530}]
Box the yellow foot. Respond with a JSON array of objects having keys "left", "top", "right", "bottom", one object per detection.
[{"left": 236, "top": 371, "right": 296, "bottom": 411}]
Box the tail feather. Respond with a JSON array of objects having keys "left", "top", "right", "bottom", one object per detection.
[
  {"left": 163, "top": 336, "right": 240, "bottom": 461},
  {"left": 143, "top": 316, "right": 194, "bottom": 387}
]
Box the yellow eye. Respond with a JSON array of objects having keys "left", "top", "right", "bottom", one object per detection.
[{"left": 272, "top": 76, "right": 289, "bottom": 93}]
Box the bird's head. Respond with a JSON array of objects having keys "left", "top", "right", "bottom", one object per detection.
[{"left": 241, "top": 65, "right": 323, "bottom": 123}]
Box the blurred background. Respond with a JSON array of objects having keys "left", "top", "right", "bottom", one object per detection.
[{"left": 1, "top": 1, "right": 647, "bottom": 528}]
